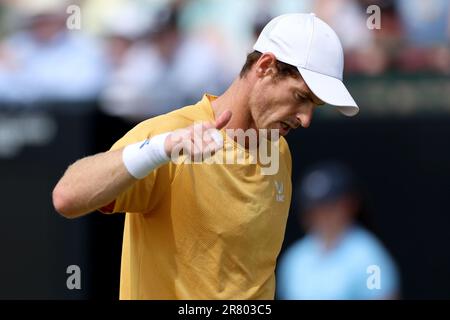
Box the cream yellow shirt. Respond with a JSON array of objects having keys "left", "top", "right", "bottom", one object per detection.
[{"left": 103, "top": 94, "right": 292, "bottom": 299}]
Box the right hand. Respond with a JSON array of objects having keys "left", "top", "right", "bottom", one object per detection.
[{"left": 164, "top": 110, "right": 232, "bottom": 162}]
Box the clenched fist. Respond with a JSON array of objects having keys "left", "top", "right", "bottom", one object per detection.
[{"left": 164, "top": 110, "right": 232, "bottom": 162}]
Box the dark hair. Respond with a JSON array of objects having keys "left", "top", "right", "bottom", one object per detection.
[{"left": 239, "top": 50, "right": 300, "bottom": 79}]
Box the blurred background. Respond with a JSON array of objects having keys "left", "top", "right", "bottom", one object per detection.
[{"left": 0, "top": 0, "right": 449, "bottom": 299}]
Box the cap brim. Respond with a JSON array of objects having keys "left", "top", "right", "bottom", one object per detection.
[{"left": 298, "top": 68, "right": 359, "bottom": 117}]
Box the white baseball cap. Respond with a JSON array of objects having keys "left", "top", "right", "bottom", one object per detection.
[{"left": 253, "top": 13, "right": 359, "bottom": 117}]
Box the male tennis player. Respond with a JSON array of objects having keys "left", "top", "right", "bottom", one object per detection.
[{"left": 53, "top": 13, "right": 359, "bottom": 299}]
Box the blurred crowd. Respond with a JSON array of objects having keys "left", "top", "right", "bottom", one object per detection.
[{"left": 0, "top": 0, "right": 448, "bottom": 120}]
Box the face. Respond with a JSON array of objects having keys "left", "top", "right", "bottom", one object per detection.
[
  {"left": 247, "top": 54, "right": 324, "bottom": 136},
  {"left": 30, "top": 15, "right": 65, "bottom": 43},
  {"left": 303, "top": 197, "right": 355, "bottom": 238}
]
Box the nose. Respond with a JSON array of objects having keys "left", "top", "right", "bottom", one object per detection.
[{"left": 296, "top": 105, "right": 314, "bottom": 128}]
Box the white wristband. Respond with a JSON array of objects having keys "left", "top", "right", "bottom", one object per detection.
[{"left": 122, "top": 132, "right": 171, "bottom": 179}]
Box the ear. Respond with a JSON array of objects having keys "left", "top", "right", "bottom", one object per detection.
[{"left": 254, "top": 52, "right": 277, "bottom": 78}]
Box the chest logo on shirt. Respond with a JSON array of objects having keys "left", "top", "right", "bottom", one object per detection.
[{"left": 274, "top": 180, "right": 285, "bottom": 202}]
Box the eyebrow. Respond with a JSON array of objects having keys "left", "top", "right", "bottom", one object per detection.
[{"left": 296, "top": 89, "right": 325, "bottom": 105}]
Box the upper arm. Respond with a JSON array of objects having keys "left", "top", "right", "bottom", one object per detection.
[{"left": 110, "top": 164, "right": 174, "bottom": 213}]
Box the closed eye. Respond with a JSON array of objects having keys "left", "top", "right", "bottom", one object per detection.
[
  {"left": 295, "top": 90, "right": 325, "bottom": 106},
  {"left": 294, "top": 92, "right": 307, "bottom": 103}
]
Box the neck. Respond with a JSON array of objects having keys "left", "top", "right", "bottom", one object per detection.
[{"left": 211, "top": 77, "right": 254, "bottom": 131}]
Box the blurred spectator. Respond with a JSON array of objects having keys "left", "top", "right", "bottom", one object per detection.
[
  {"left": 315, "top": 0, "right": 375, "bottom": 51},
  {"left": 97, "top": 2, "right": 158, "bottom": 120},
  {"left": 395, "top": 0, "right": 450, "bottom": 74},
  {"left": 178, "top": 0, "right": 257, "bottom": 76},
  {"left": 0, "top": 1, "right": 106, "bottom": 105},
  {"left": 313, "top": 0, "right": 393, "bottom": 75},
  {"left": 178, "top": 0, "right": 315, "bottom": 77},
  {"left": 277, "top": 162, "right": 400, "bottom": 300},
  {"left": 100, "top": 2, "right": 226, "bottom": 121},
  {"left": 0, "top": 0, "right": 448, "bottom": 111},
  {"left": 396, "top": 0, "right": 449, "bottom": 47},
  {"left": 80, "top": 0, "right": 168, "bottom": 36}
]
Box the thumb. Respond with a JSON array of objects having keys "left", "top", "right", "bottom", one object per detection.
[{"left": 215, "top": 110, "right": 232, "bottom": 130}]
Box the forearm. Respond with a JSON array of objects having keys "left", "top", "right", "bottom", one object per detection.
[
  {"left": 53, "top": 110, "right": 231, "bottom": 219},
  {"left": 52, "top": 148, "right": 136, "bottom": 218}
]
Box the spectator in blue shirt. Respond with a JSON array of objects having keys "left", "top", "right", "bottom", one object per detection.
[
  {"left": 277, "top": 161, "right": 400, "bottom": 300},
  {"left": 0, "top": 2, "right": 106, "bottom": 104}
]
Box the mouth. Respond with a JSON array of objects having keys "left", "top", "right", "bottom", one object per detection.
[{"left": 279, "top": 121, "right": 292, "bottom": 136}]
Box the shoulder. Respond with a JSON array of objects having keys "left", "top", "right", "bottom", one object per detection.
[
  {"left": 141, "top": 103, "right": 210, "bottom": 132},
  {"left": 344, "top": 226, "right": 396, "bottom": 268}
]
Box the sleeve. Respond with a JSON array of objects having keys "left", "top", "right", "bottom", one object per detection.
[{"left": 99, "top": 118, "right": 179, "bottom": 214}]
